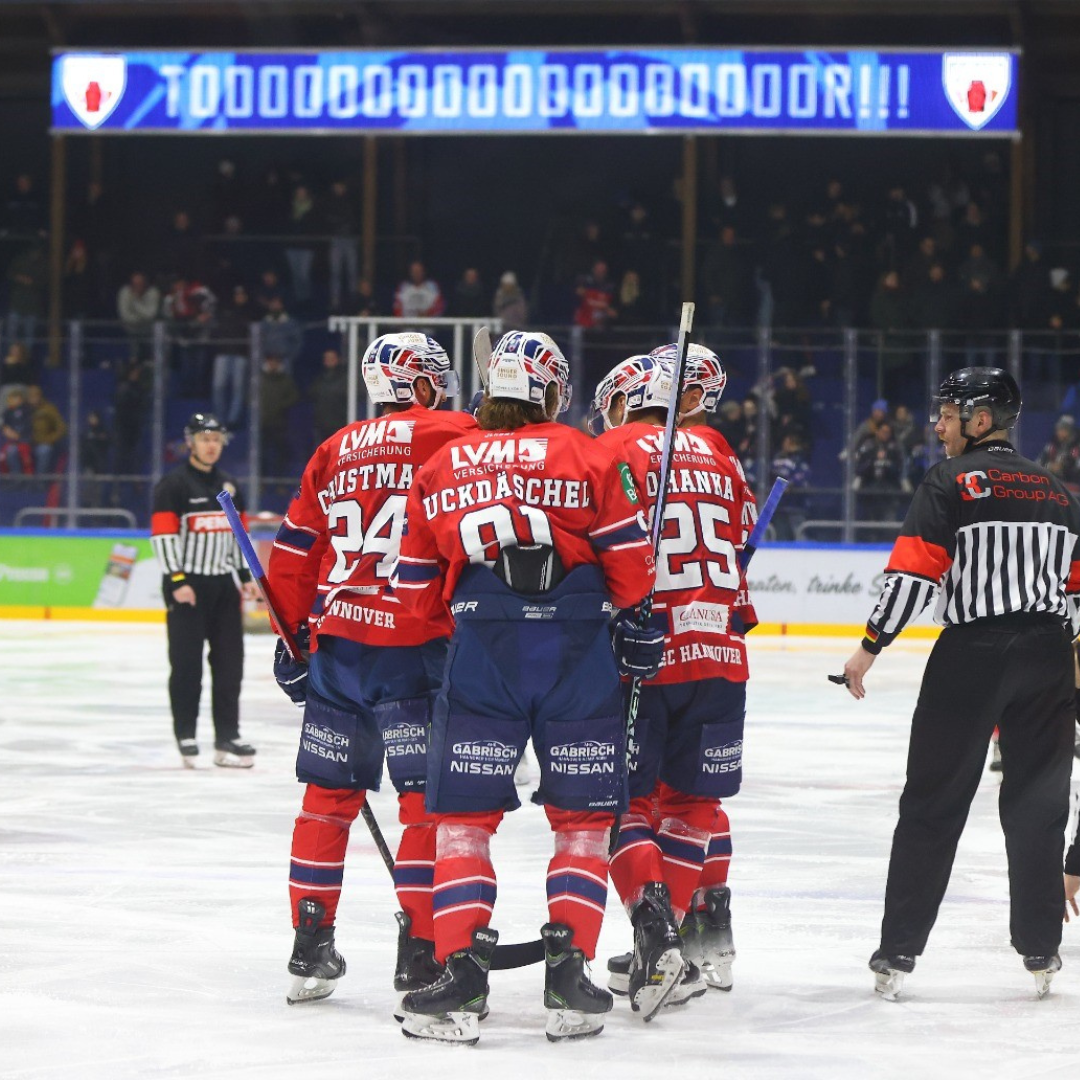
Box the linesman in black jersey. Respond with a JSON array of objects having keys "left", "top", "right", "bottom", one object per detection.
[
  {"left": 841, "top": 368, "right": 1080, "bottom": 1000},
  {"left": 151, "top": 413, "right": 259, "bottom": 768}
]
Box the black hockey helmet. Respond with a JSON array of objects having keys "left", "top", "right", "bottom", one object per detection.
[
  {"left": 184, "top": 412, "right": 230, "bottom": 441},
  {"left": 935, "top": 367, "right": 1021, "bottom": 431}
]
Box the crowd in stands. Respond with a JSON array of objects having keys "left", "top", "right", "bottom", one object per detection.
[{"left": 3, "top": 150, "right": 1080, "bottom": 521}]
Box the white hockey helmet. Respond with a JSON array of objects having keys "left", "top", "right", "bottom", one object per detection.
[
  {"left": 589, "top": 354, "right": 673, "bottom": 435},
  {"left": 487, "top": 331, "right": 572, "bottom": 415},
  {"left": 648, "top": 342, "right": 728, "bottom": 414},
  {"left": 362, "top": 332, "right": 460, "bottom": 407}
]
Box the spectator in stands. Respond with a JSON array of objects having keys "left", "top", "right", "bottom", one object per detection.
[
  {"left": 260, "top": 295, "right": 303, "bottom": 374},
  {"left": 1037, "top": 415, "right": 1080, "bottom": 488},
  {"left": 309, "top": 348, "right": 348, "bottom": 445},
  {"left": 957, "top": 265, "right": 1004, "bottom": 367},
  {"left": 81, "top": 409, "right": 111, "bottom": 508},
  {"left": 453, "top": 267, "right": 488, "bottom": 319},
  {"left": 254, "top": 268, "right": 285, "bottom": 314},
  {"left": 211, "top": 159, "right": 243, "bottom": 231},
  {"left": 573, "top": 259, "right": 617, "bottom": 329},
  {"left": 891, "top": 402, "right": 929, "bottom": 487},
  {"left": 211, "top": 284, "right": 254, "bottom": 429},
  {"left": 869, "top": 270, "right": 912, "bottom": 398},
  {"left": 1010, "top": 241, "right": 1052, "bottom": 329},
  {"left": 854, "top": 420, "right": 908, "bottom": 526},
  {"left": 493, "top": 270, "right": 527, "bottom": 330},
  {"left": 958, "top": 242, "right": 1002, "bottom": 294},
  {"left": 163, "top": 277, "right": 216, "bottom": 394},
  {"left": 824, "top": 240, "right": 860, "bottom": 328},
  {"left": 64, "top": 239, "right": 91, "bottom": 319},
  {"left": 701, "top": 225, "right": 749, "bottom": 326},
  {"left": 848, "top": 397, "right": 890, "bottom": 459},
  {"left": 26, "top": 384, "right": 66, "bottom": 477},
  {"left": 881, "top": 185, "right": 919, "bottom": 267},
  {"left": 112, "top": 360, "right": 149, "bottom": 503},
  {"left": 954, "top": 200, "right": 992, "bottom": 262},
  {"left": 1046, "top": 268, "right": 1078, "bottom": 333},
  {"left": 324, "top": 179, "right": 358, "bottom": 313},
  {"left": 712, "top": 399, "right": 748, "bottom": 458},
  {"left": 116, "top": 271, "right": 161, "bottom": 360},
  {"left": 561, "top": 219, "right": 610, "bottom": 282},
  {"left": 1, "top": 341, "right": 33, "bottom": 392},
  {"left": 251, "top": 166, "right": 288, "bottom": 234},
  {"left": 711, "top": 174, "right": 745, "bottom": 233},
  {"left": 394, "top": 260, "right": 446, "bottom": 321},
  {"left": 907, "top": 263, "right": 958, "bottom": 331},
  {"left": 4, "top": 173, "right": 44, "bottom": 237},
  {"left": 161, "top": 209, "right": 201, "bottom": 280},
  {"left": 903, "top": 235, "right": 940, "bottom": 288},
  {"left": 619, "top": 200, "right": 657, "bottom": 275},
  {"left": 617, "top": 269, "right": 649, "bottom": 326},
  {"left": 769, "top": 366, "right": 814, "bottom": 453},
  {"left": 285, "top": 184, "right": 317, "bottom": 306},
  {"left": 6, "top": 243, "right": 47, "bottom": 350},
  {"left": 1, "top": 387, "right": 33, "bottom": 474},
  {"left": 769, "top": 431, "right": 812, "bottom": 540},
  {"left": 350, "top": 277, "right": 379, "bottom": 318},
  {"left": 259, "top": 354, "right": 299, "bottom": 481}
]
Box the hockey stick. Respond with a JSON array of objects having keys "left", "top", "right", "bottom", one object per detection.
[
  {"left": 738, "top": 476, "right": 789, "bottom": 572},
  {"left": 217, "top": 490, "right": 546, "bottom": 970},
  {"left": 217, "top": 490, "right": 301, "bottom": 661},
  {"left": 624, "top": 302, "right": 696, "bottom": 735},
  {"left": 473, "top": 325, "right": 492, "bottom": 388}
]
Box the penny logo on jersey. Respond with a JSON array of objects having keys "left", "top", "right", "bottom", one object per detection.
[
  {"left": 61, "top": 54, "right": 127, "bottom": 129},
  {"left": 941, "top": 53, "right": 1012, "bottom": 130}
]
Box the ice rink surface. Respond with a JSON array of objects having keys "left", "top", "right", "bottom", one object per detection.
[{"left": 3, "top": 621, "right": 1079, "bottom": 1080}]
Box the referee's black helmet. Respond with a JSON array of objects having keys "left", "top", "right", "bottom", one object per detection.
[
  {"left": 184, "top": 412, "right": 230, "bottom": 440},
  {"left": 936, "top": 367, "right": 1021, "bottom": 431}
]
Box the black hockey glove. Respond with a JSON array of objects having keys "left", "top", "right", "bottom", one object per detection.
[
  {"left": 613, "top": 616, "right": 666, "bottom": 680},
  {"left": 273, "top": 626, "right": 311, "bottom": 706}
]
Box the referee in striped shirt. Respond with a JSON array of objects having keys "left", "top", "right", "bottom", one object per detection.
[
  {"left": 151, "top": 413, "right": 259, "bottom": 768},
  {"left": 842, "top": 368, "right": 1080, "bottom": 998}
]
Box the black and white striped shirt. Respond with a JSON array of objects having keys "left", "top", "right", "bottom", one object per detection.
[
  {"left": 151, "top": 462, "right": 250, "bottom": 588},
  {"left": 863, "top": 441, "right": 1080, "bottom": 652}
]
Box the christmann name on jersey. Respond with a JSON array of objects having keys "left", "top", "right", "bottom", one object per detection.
[
  {"left": 318, "top": 463, "right": 414, "bottom": 514},
  {"left": 423, "top": 473, "right": 590, "bottom": 518},
  {"left": 301, "top": 721, "right": 350, "bottom": 763}
]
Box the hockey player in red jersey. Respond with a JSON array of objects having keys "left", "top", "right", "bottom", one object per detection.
[
  {"left": 393, "top": 330, "right": 663, "bottom": 1044},
  {"left": 267, "top": 332, "right": 475, "bottom": 1007},
  {"left": 593, "top": 346, "right": 757, "bottom": 1012}
]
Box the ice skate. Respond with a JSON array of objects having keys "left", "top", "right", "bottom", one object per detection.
[
  {"left": 697, "top": 885, "right": 736, "bottom": 991},
  {"left": 399, "top": 927, "right": 497, "bottom": 1045},
  {"left": 542, "top": 923, "right": 612, "bottom": 1041},
  {"left": 287, "top": 898, "right": 346, "bottom": 1004},
  {"left": 628, "top": 883, "right": 684, "bottom": 1020},
  {"left": 1024, "top": 953, "right": 1061, "bottom": 998},
  {"left": 393, "top": 910, "right": 445, "bottom": 1022},
  {"left": 177, "top": 738, "right": 198, "bottom": 769},
  {"left": 608, "top": 951, "right": 705, "bottom": 1007},
  {"left": 214, "top": 739, "right": 256, "bottom": 768},
  {"left": 869, "top": 949, "right": 915, "bottom": 1002}
]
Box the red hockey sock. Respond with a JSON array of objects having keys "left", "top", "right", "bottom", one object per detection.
[
  {"left": 289, "top": 785, "right": 365, "bottom": 927},
  {"left": 394, "top": 792, "right": 435, "bottom": 940},
  {"left": 545, "top": 810, "right": 613, "bottom": 959},
  {"left": 431, "top": 817, "right": 500, "bottom": 962},
  {"left": 654, "top": 784, "right": 718, "bottom": 919},
  {"left": 698, "top": 802, "right": 732, "bottom": 896},
  {"left": 609, "top": 800, "right": 663, "bottom": 911}
]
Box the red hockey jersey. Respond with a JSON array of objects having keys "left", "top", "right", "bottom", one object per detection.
[
  {"left": 596, "top": 421, "right": 758, "bottom": 684},
  {"left": 268, "top": 405, "right": 477, "bottom": 648},
  {"left": 394, "top": 421, "right": 655, "bottom": 618}
]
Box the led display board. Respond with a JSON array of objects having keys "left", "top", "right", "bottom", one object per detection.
[{"left": 51, "top": 48, "right": 1019, "bottom": 136}]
